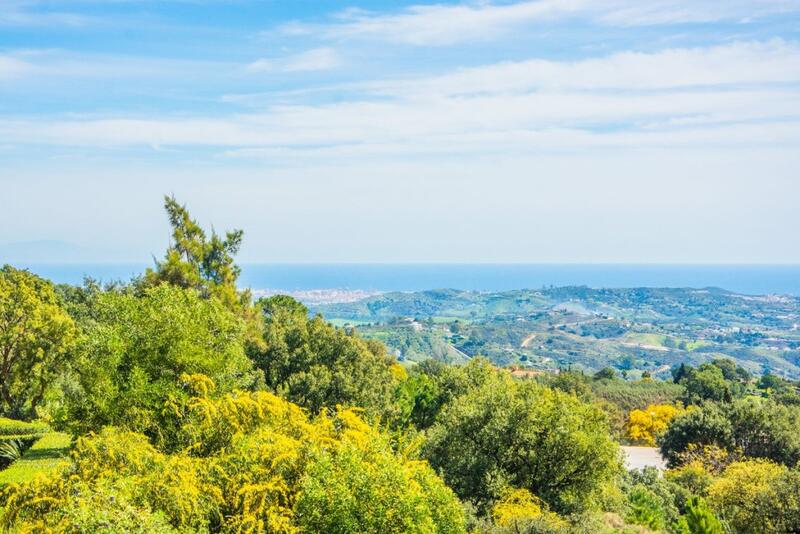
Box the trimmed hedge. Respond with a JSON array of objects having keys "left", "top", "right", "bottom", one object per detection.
[{"left": 0, "top": 418, "right": 49, "bottom": 438}]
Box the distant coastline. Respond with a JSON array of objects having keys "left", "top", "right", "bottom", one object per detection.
[
  {"left": 251, "top": 288, "right": 382, "bottom": 305},
  {"left": 6, "top": 263, "right": 800, "bottom": 297}
]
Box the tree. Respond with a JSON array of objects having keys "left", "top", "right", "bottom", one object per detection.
[
  {"left": 250, "top": 295, "right": 400, "bottom": 417},
  {"left": 710, "top": 359, "right": 742, "bottom": 383},
  {"left": 680, "top": 364, "right": 732, "bottom": 405},
  {"left": 681, "top": 497, "right": 724, "bottom": 534},
  {"left": 142, "top": 197, "right": 260, "bottom": 344},
  {"left": 547, "top": 370, "right": 592, "bottom": 400},
  {"left": 759, "top": 372, "right": 789, "bottom": 392},
  {"left": 593, "top": 367, "right": 617, "bottom": 381},
  {"left": 672, "top": 363, "right": 690, "bottom": 384},
  {"left": 707, "top": 460, "right": 800, "bottom": 533},
  {"left": 393, "top": 358, "right": 498, "bottom": 431},
  {"left": 626, "top": 467, "right": 684, "bottom": 531},
  {"left": 773, "top": 388, "right": 800, "bottom": 406},
  {"left": 62, "top": 284, "right": 257, "bottom": 446},
  {"left": 392, "top": 371, "right": 440, "bottom": 430},
  {"left": 0, "top": 265, "right": 77, "bottom": 419},
  {"left": 626, "top": 404, "right": 684, "bottom": 446},
  {"left": 659, "top": 399, "right": 800, "bottom": 468},
  {"left": 659, "top": 405, "right": 734, "bottom": 468},
  {"left": 758, "top": 374, "right": 800, "bottom": 405},
  {"left": 709, "top": 359, "right": 749, "bottom": 396},
  {"left": 424, "top": 372, "right": 621, "bottom": 515},
  {"left": 145, "top": 196, "right": 241, "bottom": 295},
  {"left": 626, "top": 485, "right": 666, "bottom": 531},
  {"left": 724, "top": 399, "right": 800, "bottom": 467}
]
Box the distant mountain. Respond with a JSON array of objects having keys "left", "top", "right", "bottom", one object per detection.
[{"left": 0, "top": 240, "right": 88, "bottom": 263}]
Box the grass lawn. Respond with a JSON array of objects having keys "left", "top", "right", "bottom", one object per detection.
[{"left": 0, "top": 432, "right": 71, "bottom": 486}]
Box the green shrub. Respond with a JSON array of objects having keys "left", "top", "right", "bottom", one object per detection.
[
  {"left": 626, "top": 485, "right": 668, "bottom": 531},
  {"left": 0, "top": 418, "right": 48, "bottom": 437},
  {"left": 660, "top": 400, "right": 800, "bottom": 468},
  {"left": 680, "top": 497, "right": 724, "bottom": 534},
  {"left": 62, "top": 285, "right": 258, "bottom": 448},
  {"left": 0, "top": 439, "right": 27, "bottom": 464},
  {"left": 424, "top": 371, "right": 622, "bottom": 515},
  {"left": 0, "top": 388, "right": 466, "bottom": 533}
]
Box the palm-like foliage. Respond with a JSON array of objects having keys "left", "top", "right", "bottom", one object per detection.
[{"left": 0, "top": 438, "right": 25, "bottom": 463}]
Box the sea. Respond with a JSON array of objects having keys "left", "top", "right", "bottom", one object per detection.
[{"left": 12, "top": 263, "right": 800, "bottom": 296}]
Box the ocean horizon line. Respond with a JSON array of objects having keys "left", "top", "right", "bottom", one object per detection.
[
  {"left": 6, "top": 262, "right": 800, "bottom": 297},
  {"left": 6, "top": 261, "right": 800, "bottom": 266}
]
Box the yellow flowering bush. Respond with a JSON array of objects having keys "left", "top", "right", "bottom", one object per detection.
[
  {"left": 0, "top": 380, "right": 466, "bottom": 533},
  {"left": 706, "top": 459, "right": 794, "bottom": 534},
  {"left": 664, "top": 461, "right": 714, "bottom": 496},
  {"left": 626, "top": 404, "right": 684, "bottom": 446},
  {"left": 490, "top": 488, "right": 568, "bottom": 532},
  {"left": 492, "top": 488, "right": 544, "bottom": 525}
]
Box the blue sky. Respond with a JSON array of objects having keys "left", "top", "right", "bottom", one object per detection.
[{"left": 1, "top": 0, "right": 799, "bottom": 263}]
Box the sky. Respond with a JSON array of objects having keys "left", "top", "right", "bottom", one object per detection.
[{"left": 1, "top": 0, "right": 799, "bottom": 264}]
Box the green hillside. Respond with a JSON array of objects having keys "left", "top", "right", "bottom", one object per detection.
[{"left": 313, "top": 287, "right": 800, "bottom": 378}]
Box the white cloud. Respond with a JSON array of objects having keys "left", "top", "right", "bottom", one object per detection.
[
  {"left": 1, "top": 41, "right": 798, "bottom": 159},
  {"left": 247, "top": 48, "right": 341, "bottom": 73},
  {"left": 596, "top": 0, "right": 798, "bottom": 26},
  {"left": 0, "top": 1, "right": 97, "bottom": 27},
  {"left": 285, "top": 0, "right": 800, "bottom": 45},
  {"left": 217, "top": 122, "right": 800, "bottom": 162},
  {"left": 0, "top": 50, "right": 236, "bottom": 82},
  {"left": 368, "top": 40, "right": 800, "bottom": 96},
  {"left": 2, "top": 89, "right": 798, "bottom": 151},
  {"left": 2, "top": 2, "right": 799, "bottom": 264},
  {"left": 316, "top": 1, "right": 575, "bottom": 45},
  {"left": 0, "top": 56, "right": 33, "bottom": 80}
]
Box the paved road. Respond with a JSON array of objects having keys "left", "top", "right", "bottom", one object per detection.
[{"left": 621, "top": 446, "right": 666, "bottom": 471}]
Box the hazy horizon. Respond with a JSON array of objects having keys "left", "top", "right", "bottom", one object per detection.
[{"left": 7, "top": 262, "right": 800, "bottom": 296}]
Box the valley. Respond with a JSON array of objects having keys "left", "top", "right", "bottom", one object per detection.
[{"left": 312, "top": 287, "right": 800, "bottom": 379}]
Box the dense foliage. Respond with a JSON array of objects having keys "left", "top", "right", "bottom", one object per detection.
[
  {"left": 1, "top": 198, "right": 799, "bottom": 533},
  {"left": 249, "top": 295, "right": 400, "bottom": 417},
  {"left": 2, "top": 387, "right": 466, "bottom": 533},
  {"left": 424, "top": 369, "right": 621, "bottom": 515},
  {"left": 0, "top": 266, "right": 76, "bottom": 419},
  {"left": 60, "top": 284, "right": 259, "bottom": 447},
  {"left": 706, "top": 459, "right": 800, "bottom": 533},
  {"left": 659, "top": 399, "right": 800, "bottom": 468}
]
